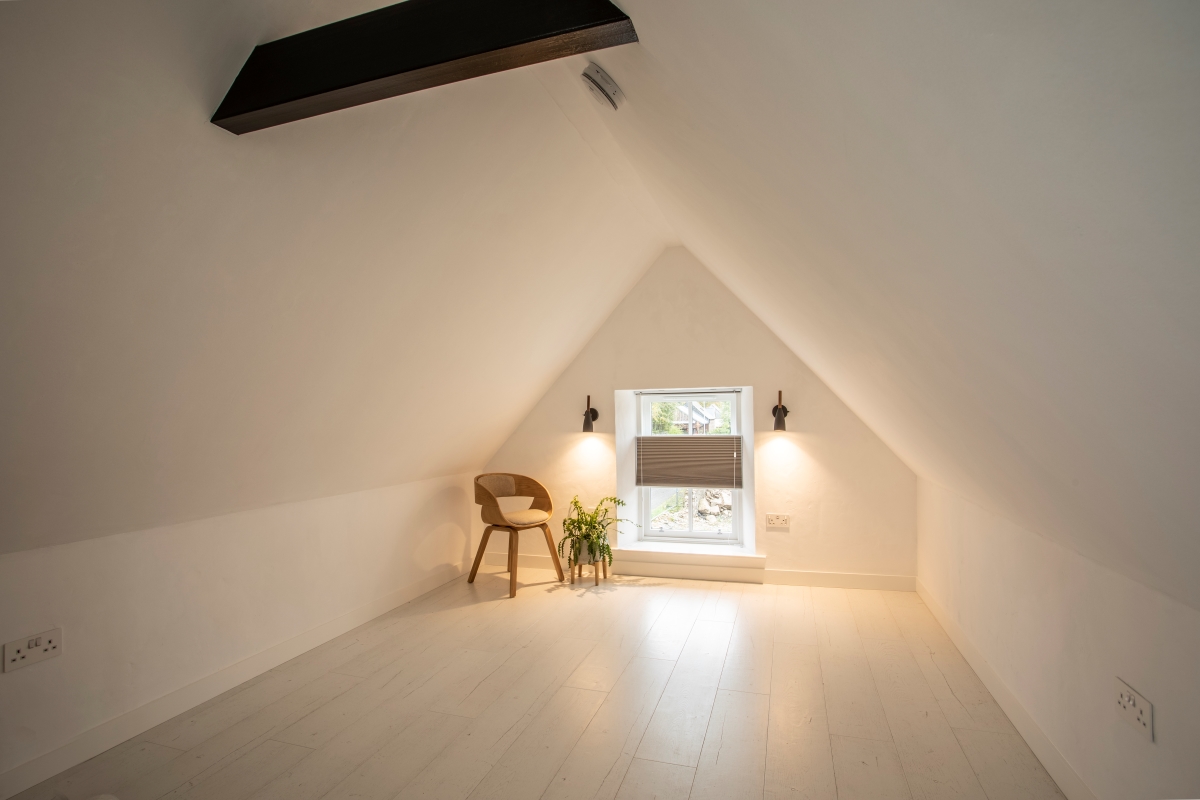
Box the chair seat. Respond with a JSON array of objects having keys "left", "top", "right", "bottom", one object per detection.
[{"left": 503, "top": 508, "right": 551, "bottom": 527}]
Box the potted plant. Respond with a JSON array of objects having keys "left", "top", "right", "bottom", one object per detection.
[{"left": 557, "top": 495, "right": 627, "bottom": 571}]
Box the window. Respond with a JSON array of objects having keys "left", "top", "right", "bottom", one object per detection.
[{"left": 637, "top": 391, "right": 741, "bottom": 543}]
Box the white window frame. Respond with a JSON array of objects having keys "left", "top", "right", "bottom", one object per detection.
[{"left": 637, "top": 390, "right": 742, "bottom": 545}]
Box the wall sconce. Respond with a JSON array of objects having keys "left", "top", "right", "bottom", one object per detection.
[
  {"left": 582, "top": 395, "right": 599, "bottom": 432},
  {"left": 772, "top": 390, "right": 788, "bottom": 431}
]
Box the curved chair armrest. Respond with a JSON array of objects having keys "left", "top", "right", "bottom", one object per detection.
[
  {"left": 474, "top": 481, "right": 500, "bottom": 509},
  {"left": 513, "top": 475, "right": 553, "bottom": 516}
]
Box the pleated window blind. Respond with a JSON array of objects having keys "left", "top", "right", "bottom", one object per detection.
[{"left": 635, "top": 435, "right": 743, "bottom": 489}]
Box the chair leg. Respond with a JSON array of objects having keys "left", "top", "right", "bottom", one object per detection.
[
  {"left": 509, "top": 529, "right": 518, "bottom": 598},
  {"left": 505, "top": 528, "right": 514, "bottom": 579},
  {"left": 468, "top": 526, "right": 494, "bottom": 583},
  {"left": 541, "top": 524, "right": 565, "bottom": 582},
  {"left": 594, "top": 563, "right": 599, "bottom": 586},
  {"left": 602, "top": 558, "right": 608, "bottom": 579}
]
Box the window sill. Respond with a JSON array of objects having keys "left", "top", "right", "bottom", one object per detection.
[
  {"left": 612, "top": 541, "right": 765, "bottom": 583},
  {"left": 613, "top": 539, "right": 765, "bottom": 570}
]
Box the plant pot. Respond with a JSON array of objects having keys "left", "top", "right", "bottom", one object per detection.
[{"left": 564, "top": 540, "right": 604, "bottom": 566}]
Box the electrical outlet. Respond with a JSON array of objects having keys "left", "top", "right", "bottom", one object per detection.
[
  {"left": 765, "top": 514, "right": 790, "bottom": 529},
  {"left": 3, "top": 628, "right": 61, "bottom": 673},
  {"left": 1116, "top": 677, "right": 1154, "bottom": 742}
]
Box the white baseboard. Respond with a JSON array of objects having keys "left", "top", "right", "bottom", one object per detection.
[
  {"left": 916, "top": 580, "right": 1096, "bottom": 800},
  {"left": 612, "top": 551, "right": 913, "bottom": 591},
  {"left": 484, "top": 549, "right": 767, "bottom": 583},
  {"left": 0, "top": 563, "right": 465, "bottom": 800},
  {"left": 765, "top": 569, "right": 915, "bottom": 591},
  {"left": 481, "top": 553, "right": 915, "bottom": 590}
]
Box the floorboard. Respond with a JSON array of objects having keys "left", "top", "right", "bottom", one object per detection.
[
  {"left": 690, "top": 688, "right": 771, "bottom": 800},
  {"left": 635, "top": 618, "right": 734, "bottom": 767},
  {"left": 765, "top": 642, "right": 836, "bottom": 800},
  {"left": 812, "top": 589, "right": 893, "bottom": 742},
  {"left": 544, "top": 656, "right": 674, "bottom": 800},
  {"left": 614, "top": 758, "right": 695, "bottom": 800}
]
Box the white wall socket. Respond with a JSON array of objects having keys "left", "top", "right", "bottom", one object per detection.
[
  {"left": 1116, "top": 677, "right": 1153, "bottom": 742},
  {"left": 3, "top": 628, "right": 61, "bottom": 672},
  {"left": 765, "top": 514, "right": 790, "bottom": 529}
]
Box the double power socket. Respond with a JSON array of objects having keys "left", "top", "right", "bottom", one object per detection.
[
  {"left": 3, "top": 628, "right": 62, "bottom": 672},
  {"left": 1116, "top": 677, "right": 1154, "bottom": 742}
]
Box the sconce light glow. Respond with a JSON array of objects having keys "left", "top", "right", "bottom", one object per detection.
[
  {"left": 566, "top": 432, "right": 614, "bottom": 493},
  {"left": 582, "top": 395, "right": 599, "bottom": 433},
  {"left": 759, "top": 432, "right": 811, "bottom": 484},
  {"left": 772, "top": 390, "right": 788, "bottom": 431},
  {"left": 573, "top": 432, "right": 608, "bottom": 462}
]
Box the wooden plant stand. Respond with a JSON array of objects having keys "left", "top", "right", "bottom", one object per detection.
[{"left": 570, "top": 558, "right": 608, "bottom": 586}]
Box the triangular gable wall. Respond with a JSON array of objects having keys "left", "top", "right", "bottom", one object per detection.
[{"left": 482, "top": 246, "right": 916, "bottom": 579}]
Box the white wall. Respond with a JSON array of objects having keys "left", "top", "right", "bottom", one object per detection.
[
  {"left": 480, "top": 247, "right": 916, "bottom": 581},
  {"left": 0, "top": 473, "right": 473, "bottom": 797},
  {"left": 917, "top": 479, "right": 1200, "bottom": 800},
  {"left": 0, "top": 0, "right": 671, "bottom": 556},
  {"left": 578, "top": 1, "right": 1200, "bottom": 612}
]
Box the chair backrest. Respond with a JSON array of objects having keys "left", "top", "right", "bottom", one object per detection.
[
  {"left": 474, "top": 473, "right": 553, "bottom": 525},
  {"left": 477, "top": 474, "right": 517, "bottom": 498}
]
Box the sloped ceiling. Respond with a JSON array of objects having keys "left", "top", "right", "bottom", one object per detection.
[
  {"left": 0, "top": 0, "right": 673, "bottom": 553},
  {"left": 561, "top": 1, "right": 1200, "bottom": 608},
  {"left": 3, "top": 1, "right": 1197, "bottom": 614}
]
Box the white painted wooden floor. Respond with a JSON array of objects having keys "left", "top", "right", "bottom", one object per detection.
[{"left": 16, "top": 567, "right": 1065, "bottom": 800}]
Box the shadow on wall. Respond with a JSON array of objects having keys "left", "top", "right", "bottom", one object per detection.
[{"left": 388, "top": 483, "right": 473, "bottom": 578}]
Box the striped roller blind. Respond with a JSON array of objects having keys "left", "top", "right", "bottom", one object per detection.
[{"left": 635, "top": 435, "right": 743, "bottom": 489}]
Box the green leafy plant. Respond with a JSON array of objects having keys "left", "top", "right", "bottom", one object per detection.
[{"left": 557, "top": 495, "right": 628, "bottom": 568}]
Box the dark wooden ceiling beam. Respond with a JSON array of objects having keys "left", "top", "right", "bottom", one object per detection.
[{"left": 211, "top": 0, "right": 637, "bottom": 134}]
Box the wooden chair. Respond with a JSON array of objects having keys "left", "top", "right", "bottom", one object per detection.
[{"left": 468, "top": 473, "right": 565, "bottom": 597}]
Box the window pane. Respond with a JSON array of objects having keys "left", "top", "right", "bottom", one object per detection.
[
  {"left": 650, "top": 398, "right": 734, "bottom": 435},
  {"left": 649, "top": 487, "right": 689, "bottom": 530},
  {"left": 690, "top": 400, "right": 732, "bottom": 435},
  {"left": 691, "top": 488, "right": 734, "bottom": 533},
  {"left": 651, "top": 401, "right": 689, "bottom": 435}
]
